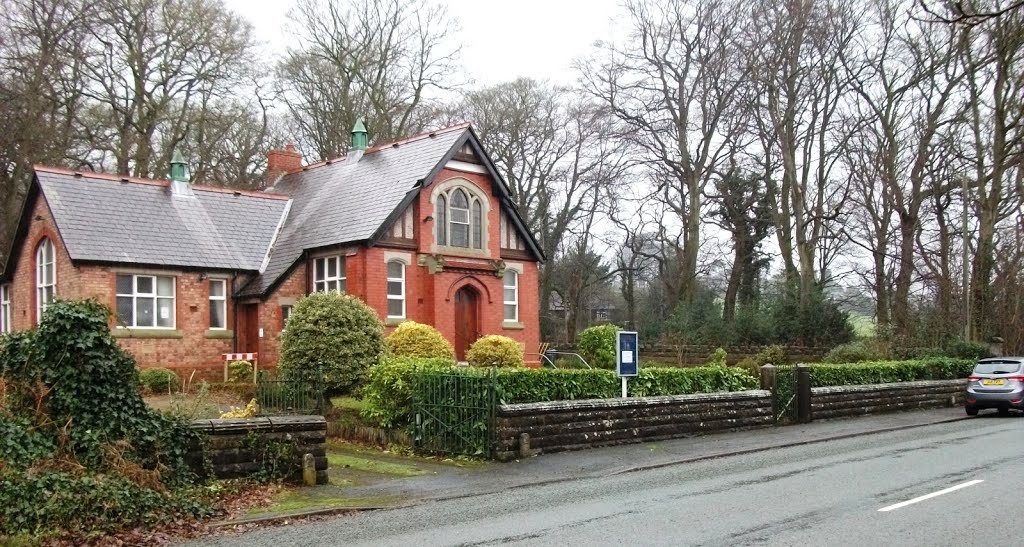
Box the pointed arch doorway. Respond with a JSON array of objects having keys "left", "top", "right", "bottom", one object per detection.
[{"left": 454, "top": 285, "right": 480, "bottom": 360}]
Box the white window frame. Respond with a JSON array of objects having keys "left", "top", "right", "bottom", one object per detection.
[
  {"left": 435, "top": 185, "right": 486, "bottom": 250},
  {"left": 209, "top": 279, "right": 227, "bottom": 330},
  {"left": 313, "top": 256, "right": 346, "bottom": 293},
  {"left": 503, "top": 271, "right": 519, "bottom": 322},
  {"left": 115, "top": 273, "right": 176, "bottom": 329},
  {"left": 1, "top": 284, "right": 10, "bottom": 334},
  {"left": 36, "top": 238, "right": 56, "bottom": 323},
  {"left": 386, "top": 261, "right": 406, "bottom": 319}
]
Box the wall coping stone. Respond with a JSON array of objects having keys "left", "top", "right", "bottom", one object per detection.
[
  {"left": 498, "top": 390, "right": 770, "bottom": 415},
  {"left": 191, "top": 415, "right": 327, "bottom": 434},
  {"left": 811, "top": 379, "right": 967, "bottom": 395}
]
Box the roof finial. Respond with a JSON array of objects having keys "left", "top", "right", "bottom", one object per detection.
[
  {"left": 170, "top": 149, "right": 189, "bottom": 182},
  {"left": 351, "top": 118, "right": 368, "bottom": 151}
]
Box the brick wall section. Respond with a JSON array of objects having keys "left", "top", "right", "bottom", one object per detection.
[
  {"left": 810, "top": 380, "right": 966, "bottom": 420},
  {"left": 189, "top": 415, "right": 328, "bottom": 484},
  {"left": 257, "top": 263, "right": 307, "bottom": 370},
  {"left": 9, "top": 194, "right": 79, "bottom": 330},
  {"left": 494, "top": 391, "right": 773, "bottom": 461}
]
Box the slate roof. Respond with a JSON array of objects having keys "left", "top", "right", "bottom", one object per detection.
[
  {"left": 237, "top": 124, "right": 470, "bottom": 296},
  {"left": 33, "top": 167, "right": 290, "bottom": 271}
]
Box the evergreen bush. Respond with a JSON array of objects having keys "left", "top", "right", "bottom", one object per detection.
[
  {"left": 278, "top": 292, "right": 385, "bottom": 395},
  {"left": 577, "top": 324, "right": 619, "bottom": 369},
  {"left": 360, "top": 356, "right": 457, "bottom": 428},
  {"left": 139, "top": 367, "right": 180, "bottom": 393},
  {"left": 466, "top": 335, "right": 525, "bottom": 368},
  {"left": 385, "top": 321, "right": 454, "bottom": 359}
]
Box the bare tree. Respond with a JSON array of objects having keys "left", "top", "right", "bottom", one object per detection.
[
  {"left": 279, "top": 0, "right": 460, "bottom": 159},
  {"left": 581, "top": 0, "right": 750, "bottom": 308},
  {"left": 454, "top": 78, "right": 628, "bottom": 335}
]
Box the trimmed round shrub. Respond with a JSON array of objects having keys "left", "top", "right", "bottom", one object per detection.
[
  {"left": 466, "top": 335, "right": 525, "bottom": 368},
  {"left": 139, "top": 367, "right": 180, "bottom": 394},
  {"left": 385, "top": 321, "right": 454, "bottom": 359},
  {"left": 227, "top": 360, "right": 254, "bottom": 383},
  {"left": 823, "top": 340, "right": 885, "bottom": 364},
  {"left": 736, "top": 345, "right": 786, "bottom": 377},
  {"left": 278, "top": 292, "right": 385, "bottom": 395},
  {"left": 577, "top": 324, "right": 619, "bottom": 369}
]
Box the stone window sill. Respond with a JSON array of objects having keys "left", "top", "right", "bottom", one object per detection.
[
  {"left": 112, "top": 328, "right": 183, "bottom": 339},
  {"left": 385, "top": 317, "right": 405, "bottom": 327},
  {"left": 502, "top": 321, "right": 525, "bottom": 330},
  {"left": 205, "top": 329, "right": 234, "bottom": 339}
]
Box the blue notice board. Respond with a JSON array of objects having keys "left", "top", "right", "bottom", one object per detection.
[{"left": 616, "top": 331, "right": 639, "bottom": 377}]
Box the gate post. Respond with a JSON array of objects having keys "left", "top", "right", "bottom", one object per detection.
[
  {"left": 760, "top": 364, "right": 777, "bottom": 422},
  {"left": 797, "top": 365, "right": 812, "bottom": 423}
]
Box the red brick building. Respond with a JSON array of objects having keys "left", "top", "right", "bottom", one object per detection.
[{"left": 0, "top": 123, "right": 544, "bottom": 379}]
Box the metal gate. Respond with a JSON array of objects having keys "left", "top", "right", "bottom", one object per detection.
[{"left": 412, "top": 368, "right": 496, "bottom": 457}]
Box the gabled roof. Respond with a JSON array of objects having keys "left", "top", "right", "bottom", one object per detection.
[
  {"left": 10, "top": 167, "right": 290, "bottom": 272},
  {"left": 238, "top": 123, "right": 544, "bottom": 297}
]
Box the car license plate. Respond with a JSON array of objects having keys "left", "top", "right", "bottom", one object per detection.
[{"left": 982, "top": 379, "right": 1005, "bottom": 386}]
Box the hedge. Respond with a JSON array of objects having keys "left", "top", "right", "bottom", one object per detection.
[
  {"left": 804, "top": 358, "right": 975, "bottom": 387},
  {"left": 360, "top": 359, "right": 758, "bottom": 429}
]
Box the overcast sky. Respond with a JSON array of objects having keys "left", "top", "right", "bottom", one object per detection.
[{"left": 222, "top": 0, "right": 624, "bottom": 87}]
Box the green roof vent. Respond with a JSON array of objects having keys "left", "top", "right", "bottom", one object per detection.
[
  {"left": 168, "top": 148, "right": 194, "bottom": 197},
  {"left": 351, "top": 118, "right": 368, "bottom": 151}
]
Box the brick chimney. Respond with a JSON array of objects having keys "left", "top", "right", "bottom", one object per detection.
[{"left": 266, "top": 143, "right": 303, "bottom": 185}]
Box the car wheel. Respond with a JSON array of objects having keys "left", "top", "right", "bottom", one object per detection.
[
  {"left": 998, "top": 407, "right": 1011, "bottom": 416},
  {"left": 966, "top": 406, "right": 979, "bottom": 416}
]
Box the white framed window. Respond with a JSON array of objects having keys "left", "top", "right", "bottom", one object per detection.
[
  {"left": 386, "top": 261, "right": 405, "bottom": 319},
  {"left": 281, "top": 305, "right": 293, "bottom": 328},
  {"left": 435, "top": 186, "right": 485, "bottom": 250},
  {"left": 116, "top": 274, "right": 176, "bottom": 328},
  {"left": 209, "top": 279, "right": 227, "bottom": 330},
  {"left": 1, "top": 284, "right": 11, "bottom": 334},
  {"left": 313, "top": 256, "right": 346, "bottom": 293},
  {"left": 36, "top": 238, "right": 56, "bottom": 323},
  {"left": 503, "top": 271, "right": 518, "bottom": 322}
]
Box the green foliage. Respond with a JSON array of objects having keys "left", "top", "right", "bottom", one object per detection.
[
  {"left": 0, "top": 299, "right": 210, "bottom": 538},
  {"left": 823, "top": 340, "right": 887, "bottom": 363},
  {"left": 664, "top": 289, "right": 726, "bottom": 346},
  {"left": 806, "top": 358, "right": 976, "bottom": 386},
  {"left": 708, "top": 348, "right": 728, "bottom": 367},
  {"left": 577, "top": 324, "right": 619, "bottom": 369},
  {"left": 227, "top": 360, "right": 254, "bottom": 383},
  {"left": 139, "top": 367, "right": 180, "bottom": 393},
  {"left": 496, "top": 366, "right": 757, "bottom": 404},
  {"left": 0, "top": 416, "right": 54, "bottom": 468},
  {"left": 767, "top": 285, "right": 854, "bottom": 347},
  {"left": 360, "top": 357, "right": 457, "bottom": 428},
  {"left": 385, "top": 321, "right": 454, "bottom": 359},
  {"left": 466, "top": 335, "right": 525, "bottom": 368},
  {"left": 941, "top": 339, "right": 994, "bottom": 361},
  {"left": 0, "top": 470, "right": 213, "bottom": 537},
  {"left": 0, "top": 300, "right": 199, "bottom": 484},
  {"left": 736, "top": 345, "right": 786, "bottom": 377},
  {"left": 279, "top": 292, "right": 385, "bottom": 395}
]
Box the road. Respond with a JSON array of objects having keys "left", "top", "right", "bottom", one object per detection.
[{"left": 192, "top": 414, "right": 1022, "bottom": 546}]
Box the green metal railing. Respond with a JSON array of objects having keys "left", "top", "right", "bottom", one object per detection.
[
  {"left": 774, "top": 365, "right": 798, "bottom": 423},
  {"left": 255, "top": 378, "right": 325, "bottom": 416},
  {"left": 412, "top": 368, "right": 497, "bottom": 457}
]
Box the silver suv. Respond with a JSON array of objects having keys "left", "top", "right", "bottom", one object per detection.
[{"left": 965, "top": 357, "right": 1024, "bottom": 416}]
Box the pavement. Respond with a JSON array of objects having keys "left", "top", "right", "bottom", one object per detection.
[
  {"left": 334, "top": 406, "right": 970, "bottom": 504},
  {"left": 188, "top": 406, "right": 1015, "bottom": 546}
]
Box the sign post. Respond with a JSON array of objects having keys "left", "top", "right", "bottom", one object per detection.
[{"left": 616, "top": 331, "right": 639, "bottom": 398}]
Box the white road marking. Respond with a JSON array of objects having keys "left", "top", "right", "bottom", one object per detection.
[{"left": 878, "top": 480, "right": 984, "bottom": 512}]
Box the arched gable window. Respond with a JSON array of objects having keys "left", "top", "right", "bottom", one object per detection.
[
  {"left": 435, "top": 185, "right": 485, "bottom": 250},
  {"left": 36, "top": 238, "right": 56, "bottom": 323}
]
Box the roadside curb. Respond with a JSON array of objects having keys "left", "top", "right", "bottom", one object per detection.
[
  {"left": 210, "top": 505, "right": 397, "bottom": 528},
  {"left": 612, "top": 414, "right": 972, "bottom": 476}
]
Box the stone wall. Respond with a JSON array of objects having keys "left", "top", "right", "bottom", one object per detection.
[
  {"left": 190, "top": 415, "right": 328, "bottom": 484},
  {"left": 810, "top": 379, "right": 966, "bottom": 420},
  {"left": 494, "top": 391, "right": 773, "bottom": 461}
]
